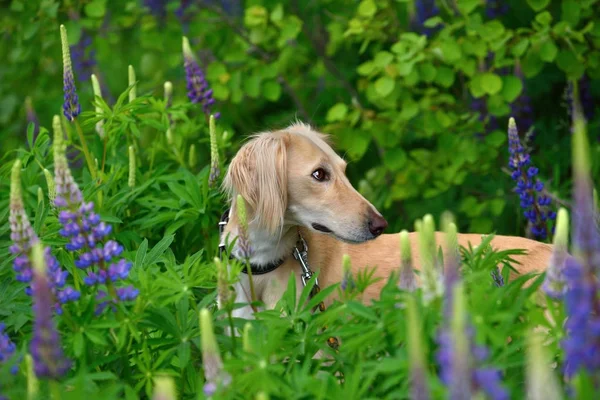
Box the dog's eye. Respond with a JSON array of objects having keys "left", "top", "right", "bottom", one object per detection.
[{"left": 312, "top": 168, "right": 328, "bottom": 181}]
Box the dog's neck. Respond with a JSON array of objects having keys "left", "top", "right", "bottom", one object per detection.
[{"left": 223, "top": 214, "right": 299, "bottom": 267}]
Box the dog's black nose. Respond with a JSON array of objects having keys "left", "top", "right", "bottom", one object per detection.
[{"left": 368, "top": 212, "right": 388, "bottom": 237}]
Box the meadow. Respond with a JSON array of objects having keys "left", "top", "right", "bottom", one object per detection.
[{"left": 1, "top": 1, "right": 599, "bottom": 399}]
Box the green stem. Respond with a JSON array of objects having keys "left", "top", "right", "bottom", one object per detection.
[
  {"left": 227, "top": 308, "right": 237, "bottom": 354},
  {"left": 49, "top": 380, "right": 62, "bottom": 400},
  {"left": 243, "top": 258, "right": 258, "bottom": 312},
  {"left": 73, "top": 119, "right": 97, "bottom": 180}
]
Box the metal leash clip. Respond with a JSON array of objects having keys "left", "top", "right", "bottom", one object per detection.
[{"left": 293, "top": 234, "right": 318, "bottom": 288}]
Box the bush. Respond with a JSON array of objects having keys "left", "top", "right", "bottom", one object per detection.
[{"left": 0, "top": 1, "right": 599, "bottom": 399}]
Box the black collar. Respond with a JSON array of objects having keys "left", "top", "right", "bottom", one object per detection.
[{"left": 218, "top": 208, "right": 286, "bottom": 275}]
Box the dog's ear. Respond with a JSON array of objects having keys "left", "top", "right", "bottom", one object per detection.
[{"left": 223, "top": 133, "right": 288, "bottom": 235}]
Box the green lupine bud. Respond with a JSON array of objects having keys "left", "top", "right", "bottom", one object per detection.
[
  {"left": 11, "top": 160, "right": 23, "bottom": 207},
  {"left": 594, "top": 188, "right": 598, "bottom": 211},
  {"left": 398, "top": 230, "right": 416, "bottom": 291},
  {"left": 37, "top": 187, "right": 43, "bottom": 204},
  {"left": 526, "top": 332, "right": 562, "bottom": 400},
  {"left": 128, "top": 65, "right": 137, "bottom": 103},
  {"left": 164, "top": 81, "right": 173, "bottom": 107},
  {"left": 166, "top": 128, "right": 173, "bottom": 145},
  {"left": 199, "top": 308, "right": 231, "bottom": 396},
  {"left": 542, "top": 208, "right": 569, "bottom": 299},
  {"left": 52, "top": 115, "right": 67, "bottom": 167},
  {"left": 215, "top": 257, "right": 234, "bottom": 310},
  {"left": 440, "top": 211, "right": 455, "bottom": 234},
  {"left": 341, "top": 254, "right": 355, "bottom": 291},
  {"left": 43, "top": 169, "right": 56, "bottom": 206},
  {"left": 256, "top": 392, "right": 269, "bottom": 400},
  {"left": 242, "top": 322, "right": 253, "bottom": 353},
  {"left": 450, "top": 283, "right": 472, "bottom": 399},
  {"left": 418, "top": 214, "right": 443, "bottom": 304},
  {"left": 25, "top": 354, "right": 39, "bottom": 400},
  {"left": 188, "top": 144, "right": 197, "bottom": 168},
  {"left": 406, "top": 295, "right": 430, "bottom": 400},
  {"left": 128, "top": 146, "right": 136, "bottom": 188},
  {"left": 236, "top": 194, "right": 251, "bottom": 259},
  {"left": 91, "top": 74, "right": 105, "bottom": 138},
  {"left": 152, "top": 376, "right": 177, "bottom": 400},
  {"left": 182, "top": 36, "right": 194, "bottom": 60},
  {"left": 209, "top": 114, "right": 220, "bottom": 188}
]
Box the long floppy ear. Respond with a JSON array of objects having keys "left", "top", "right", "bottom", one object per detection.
[{"left": 223, "top": 133, "right": 289, "bottom": 235}]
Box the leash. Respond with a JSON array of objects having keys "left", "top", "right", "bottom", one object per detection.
[{"left": 218, "top": 209, "right": 339, "bottom": 350}]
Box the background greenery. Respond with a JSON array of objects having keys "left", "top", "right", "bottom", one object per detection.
[{"left": 0, "top": 0, "right": 599, "bottom": 399}]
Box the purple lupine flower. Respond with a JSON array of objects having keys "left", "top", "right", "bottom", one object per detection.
[
  {"left": 30, "top": 243, "right": 72, "bottom": 379},
  {"left": 470, "top": 96, "right": 499, "bottom": 138},
  {"left": 70, "top": 30, "right": 96, "bottom": 82},
  {"left": 0, "top": 323, "right": 17, "bottom": 372},
  {"left": 182, "top": 36, "right": 220, "bottom": 119},
  {"left": 60, "top": 25, "right": 81, "bottom": 121},
  {"left": 511, "top": 63, "right": 534, "bottom": 136},
  {"left": 484, "top": 0, "right": 510, "bottom": 19},
  {"left": 53, "top": 116, "right": 137, "bottom": 312},
  {"left": 144, "top": 0, "right": 168, "bottom": 25},
  {"left": 9, "top": 159, "right": 79, "bottom": 311},
  {"left": 411, "top": 0, "right": 441, "bottom": 37},
  {"left": 507, "top": 118, "right": 556, "bottom": 240},
  {"left": 436, "top": 285, "right": 509, "bottom": 400}
]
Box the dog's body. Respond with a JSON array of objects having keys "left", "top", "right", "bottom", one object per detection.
[{"left": 220, "top": 123, "right": 552, "bottom": 320}]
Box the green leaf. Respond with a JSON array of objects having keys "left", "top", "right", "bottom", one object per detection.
[
  {"left": 373, "top": 51, "right": 394, "bottom": 68},
  {"left": 535, "top": 11, "right": 553, "bottom": 25},
  {"left": 539, "top": 39, "right": 558, "bottom": 62},
  {"left": 84, "top": 0, "right": 106, "bottom": 18},
  {"left": 556, "top": 50, "right": 585, "bottom": 79},
  {"left": 501, "top": 76, "right": 523, "bottom": 102},
  {"left": 512, "top": 38, "right": 530, "bottom": 57},
  {"left": 480, "top": 73, "right": 503, "bottom": 95},
  {"left": 419, "top": 62, "right": 437, "bottom": 83},
  {"left": 262, "top": 80, "right": 282, "bottom": 101},
  {"left": 383, "top": 148, "right": 407, "bottom": 171},
  {"left": 457, "top": 0, "right": 479, "bottom": 14},
  {"left": 440, "top": 40, "right": 462, "bottom": 62},
  {"left": 526, "top": 0, "right": 550, "bottom": 12},
  {"left": 144, "top": 234, "right": 175, "bottom": 267},
  {"left": 326, "top": 103, "right": 349, "bottom": 122},
  {"left": 358, "top": 0, "right": 377, "bottom": 18},
  {"left": 435, "top": 66, "right": 455, "bottom": 88},
  {"left": 135, "top": 239, "right": 148, "bottom": 270},
  {"left": 522, "top": 49, "right": 544, "bottom": 77},
  {"left": 243, "top": 74, "right": 261, "bottom": 98},
  {"left": 561, "top": 0, "right": 581, "bottom": 26},
  {"left": 374, "top": 76, "right": 395, "bottom": 96}
]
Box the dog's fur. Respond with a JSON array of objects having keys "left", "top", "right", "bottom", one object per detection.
[{"left": 220, "top": 123, "right": 552, "bottom": 319}]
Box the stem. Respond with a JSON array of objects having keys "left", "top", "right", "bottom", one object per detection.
[
  {"left": 101, "top": 136, "right": 108, "bottom": 179},
  {"left": 243, "top": 258, "right": 258, "bottom": 313},
  {"left": 49, "top": 381, "right": 62, "bottom": 400},
  {"left": 227, "top": 308, "right": 237, "bottom": 354},
  {"left": 73, "top": 119, "right": 97, "bottom": 180}
]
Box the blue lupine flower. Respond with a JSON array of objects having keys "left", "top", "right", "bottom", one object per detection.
[
  {"left": 507, "top": 118, "right": 555, "bottom": 240},
  {"left": 70, "top": 30, "right": 96, "bottom": 82},
  {"left": 60, "top": 25, "right": 81, "bottom": 121},
  {"left": 143, "top": 0, "right": 168, "bottom": 24},
  {"left": 0, "top": 323, "right": 17, "bottom": 373},
  {"left": 182, "top": 36, "right": 220, "bottom": 118},
  {"left": 53, "top": 114, "right": 138, "bottom": 312},
  {"left": 411, "top": 0, "right": 441, "bottom": 37},
  {"left": 484, "top": 0, "right": 509, "bottom": 19},
  {"left": 9, "top": 159, "right": 79, "bottom": 312},
  {"left": 30, "top": 243, "right": 72, "bottom": 379}
]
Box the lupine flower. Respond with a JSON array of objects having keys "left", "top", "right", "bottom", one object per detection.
[
  {"left": 30, "top": 243, "right": 72, "bottom": 379},
  {"left": 182, "top": 36, "right": 220, "bottom": 118},
  {"left": 484, "top": 0, "right": 509, "bottom": 19},
  {"left": 43, "top": 169, "right": 56, "bottom": 206},
  {"left": 526, "top": 332, "right": 562, "bottom": 400},
  {"left": 209, "top": 114, "right": 220, "bottom": 188},
  {"left": 406, "top": 295, "right": 430, "bottom": 400},
  {"left": 188, "top": 144, "right": 197, "bottom": 168},
  {"left": 144, "top": 0, "right": 168, "bottom": 24},
  {"left": 542, "top": 208, "right": 570, "bottom": 299},
  {"left": 128, "top": 65, "right": 137, "bottom": 103},
  {"left": 25, "top": 96, "right": 40, "bottom": 140},
  {"left": 578, "top": 74, "right": 594, "bottom": 123},
  {"left": 175, "top": 0, "right": 194, "bottom": 33},
  {"left": 470, "top": 96, "right": 499, "bottom": 138},
  {"left": 25, "top": 354, "right": 39, "bottom": 398},
  {"left": 166, "top": 128, "right": 174, "bottom": 145},
  {"left": 235, "top": 194, "right": 252, "bottom": 259},
  {"left": 442, "top": 222, "right": 460, "bottom": 318},
  {"left": 507, "top": 117, "right": 556, "bottom": 240},
  {"left": 152, "top": 376, "right": 177, "bottom": 400},
  {"left": 10, "top": 159, "right": 78, "bottom": 310},
  {"left": 436, "top": 283, "right": 508, "bottom": 400},
  {"left": 215, "top": 257, "right": 235, "bottom": 310},
  {"left": 53, "top": 114, "right": 138, "bottom": 312},
  {"left": 340, "top": 254, "right": 355, "bottom": 291},
  {"left": 60, "top": 25, "right": 81, "bottom": 121},
  {"left": 561, "top": 84, "right": 600, "bottom": 379},
  {"left": 242, "top": 322, "right": 254, "bottom": 354},
  {"left": 398, "top": 230, "right": 417, "bottom": 291},
  {"left": 411, "top": 0, "right": 441, "bottom": 37},
  {"left": 0, "top": 323, "right": 17, "bottom": 375},
  {"left": 91, "top": 74, "right": 105, "bottom": 138},
  {"left": 416, "top": 215, "right": 443, "bottom": 304},
  {"left": 70, "top": 30, "right": 96, "bottom": 81},
  {"left": 200, "top": 308, "right": 231, "bottom": 397},
  {"left": 511, "top": 63, "right": 534, "bottom": 135},
  {"left": 128, "top": 146, "right": 136, "bottom": 188},
  {"left": 164, "top": 81, "right": 173, "bottom": 108}
]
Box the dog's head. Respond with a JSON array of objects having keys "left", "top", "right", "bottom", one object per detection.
[{"left": 223, "top": 122, "right": 387, "bottom": 243}]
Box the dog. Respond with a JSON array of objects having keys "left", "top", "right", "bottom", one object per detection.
[{"left": 219, "top": 122, "right": 553, "bottom": 320}]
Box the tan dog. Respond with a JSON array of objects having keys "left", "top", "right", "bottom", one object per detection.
[{"left": 220, "top": 122, "right": 552, "bottom": 319}]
